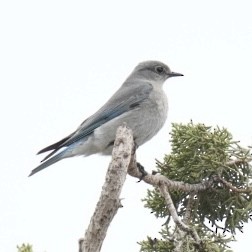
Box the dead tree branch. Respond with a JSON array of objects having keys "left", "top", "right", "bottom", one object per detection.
[{"left": 80, "top": 124, "right": 134, "bottom": 252}]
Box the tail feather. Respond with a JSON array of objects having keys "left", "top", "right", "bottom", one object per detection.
[
  {"left": 40, "top": 149, "right": 59, "bottom": 162},
  {"left": 29, "top": 150, "right": 68, "bottom": 177},
  {"left": 37, "top": 133, "right": 74, "bottom": 155}
]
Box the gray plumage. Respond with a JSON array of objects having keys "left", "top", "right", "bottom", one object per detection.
[{"left": 29, "top": 61, "right": 183, "bottom": 176}]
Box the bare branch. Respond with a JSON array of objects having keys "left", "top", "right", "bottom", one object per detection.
[
  {"left": 226, "top": 159, "right": 252, "bottom": 166},
  {"left": 159, "top": 184, "right": 201, "bottom": 244},
  {"left": 80, "top": 124, "right": 134, "bottom": 252},
  {"left": 217, "top": 176, "right": 252, "bottom": 193},
  {"left": 128, "top": 160, "right": 214, "bottom": 193},
  {"left": 183, "top": 193, "right": 196, "bottom": 225}
]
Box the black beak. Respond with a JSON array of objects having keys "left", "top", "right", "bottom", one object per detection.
[{"left": 168, "top": 72, "right": 184, "bottom": 77}]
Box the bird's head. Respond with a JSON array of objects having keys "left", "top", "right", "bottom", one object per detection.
[{"left": 132, "top": 60, "right": 183, "bottom": 84}]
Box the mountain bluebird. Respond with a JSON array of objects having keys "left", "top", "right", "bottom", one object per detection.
[{"left": 29, "top": 61, "right": 183, "bottom": 176}]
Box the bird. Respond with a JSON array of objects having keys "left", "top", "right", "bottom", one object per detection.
[{"left": 29, "top": 60, "right": 183, "bottom": 176}]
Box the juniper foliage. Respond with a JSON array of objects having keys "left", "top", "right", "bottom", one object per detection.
[{"left": 139, "top": 122, "right": 252, "bottom": 252}]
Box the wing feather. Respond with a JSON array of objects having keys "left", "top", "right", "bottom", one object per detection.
[{"left": 37, "top": 82, "right": 152, "bottom": 161}]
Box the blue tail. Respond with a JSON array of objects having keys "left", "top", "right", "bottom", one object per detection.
[{"left": 29, "top": 149, "right": 68, "bottom": 177}]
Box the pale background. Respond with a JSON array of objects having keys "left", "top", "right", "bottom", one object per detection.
[{"left": 0, "top": 0, "right": 252, "bottom": 251}]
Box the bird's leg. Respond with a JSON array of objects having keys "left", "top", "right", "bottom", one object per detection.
[
  {"left": 132, "top": 140, "right": 147, "bottom": 181},
  {"left": 132, "top": 140, "right": 138, "bottom": 155},
  {"left": 137, "top": 162, "right": 147, "bottom": 182}
]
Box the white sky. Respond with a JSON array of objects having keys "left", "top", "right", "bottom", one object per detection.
[{"left": 1, "top": 0, "right": 252, "bottom": 251}]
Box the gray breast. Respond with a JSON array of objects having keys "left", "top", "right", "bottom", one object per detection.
[{"left": 132, "top": 88, "right": 168, "bottom": 146}]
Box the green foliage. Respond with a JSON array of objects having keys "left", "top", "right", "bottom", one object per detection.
[
  {"left": 17, "top": 244, "right": 33, "bottom": 252},
  {"left": 138, "top": 226, "right": 234, "bottom": 252},
  {"left": 139, "top": 122, "right": 252, "bottom": 251}
]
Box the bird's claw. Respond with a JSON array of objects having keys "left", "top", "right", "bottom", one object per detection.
[{"left": 137, "top": 162, "right": 147, "bottom": 182}]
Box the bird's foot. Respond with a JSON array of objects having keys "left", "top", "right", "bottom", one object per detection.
[{"left": 137, "top": 162, "right": 147, "bottom": 182}]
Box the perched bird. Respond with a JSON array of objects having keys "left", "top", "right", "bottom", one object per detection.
[{"left": 29, "top": 61, "right": 183, "bottom": 176}]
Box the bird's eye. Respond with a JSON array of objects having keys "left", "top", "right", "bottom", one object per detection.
[{"left": 155, "top": 66, "right": 164, "bottom": 74}]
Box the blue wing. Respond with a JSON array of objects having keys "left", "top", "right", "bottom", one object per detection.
[{"left": 29, "top": 83, "right": 152, "bottom": 176}]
